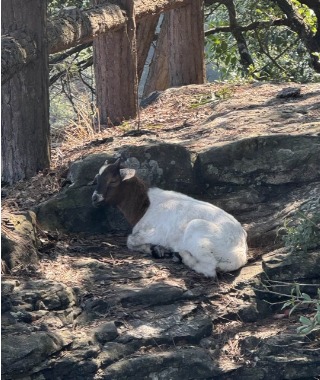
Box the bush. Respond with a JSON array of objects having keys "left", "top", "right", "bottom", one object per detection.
[{"left": 282, "top": 197, "right": 320, "bottom": 253}]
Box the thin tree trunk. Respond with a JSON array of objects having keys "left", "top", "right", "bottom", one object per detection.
[
  {"left": 93, "top": 0, "right": 138, "bottom": 125},
  {"left": 1, "top": 0, "right": 50, "bottom": 184},
  {"left": 143, "top": 15, "right": 170, "bottom": 97},
  {"left": 136, "top": 15, "right": 160, "bottom": 81}
]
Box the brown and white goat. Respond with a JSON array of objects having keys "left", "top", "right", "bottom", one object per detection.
[{"left": 91, "top": 159, "right": 248, "bottom": 277}]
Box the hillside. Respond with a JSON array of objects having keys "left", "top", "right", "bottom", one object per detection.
[{"left": 2, "top": 82, "right": 320, "bottom": 380}]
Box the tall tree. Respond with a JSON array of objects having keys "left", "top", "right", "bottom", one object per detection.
[
  {"left": 1, "top": 0, "right": 50, "bottom": 184},
  {"left": 168, "top": 0, "right": 205, "bottom": 86},
  {"left": 144, "top": 0, "right": 205, "bottom": 97},
  {"left": 92, "top": 0, "right": 138, "bottom": 125}
]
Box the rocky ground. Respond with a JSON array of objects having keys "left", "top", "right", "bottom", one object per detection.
[{"left": 2, "top": 82, "right": 320, "bottom": 379}]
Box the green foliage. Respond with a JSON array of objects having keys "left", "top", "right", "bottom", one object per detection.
[
  {"left": 281, "top": 197, "right": 320, "bottom": 253},
  {"left": 292, "top": 0, "right": 317, "bottom": 33},
  {"left": 190, "top": 86, "right": 234, "bottom": 108},
  {"left": 279, "top": 199, "right": 320, "bottom": 335},
  {"left": 205, "top": 0, "right": 318, "bottom": 82},
  {"left": 282, "top": 285, "right": 320, "bottom": 335},
  {"left": 48, "top": 0, "right": 90, "bottom": 15}
]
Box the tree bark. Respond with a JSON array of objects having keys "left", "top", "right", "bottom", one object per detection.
[
  {"left": 93, "top": 0, "right": 138, "bottom": 125},
  {"left": 168, "top": 0, "right": 205, "bottom": 87},
  {"left": 1, "top": 0, "right": 50, "bottom": 184},
  {"left": 1, "top": 33, "right": 37, "bottom": 84}
]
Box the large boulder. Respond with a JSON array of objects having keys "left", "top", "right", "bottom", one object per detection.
[
  {"left": 194, "top": 135, "right": 320, "bottom": 246},
  {"left": 1, "top": 332, "right": 67, "bottom": 379},
  {"left": 36, "top": 143, "right": 194, "bottom": 233},
  {"left": 195, "top": 134, "right": 320, "bottom": 207}
]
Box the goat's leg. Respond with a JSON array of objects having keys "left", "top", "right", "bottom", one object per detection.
[
  {"left": 179, "top": 250, "right": 217, "bottom": 277},
  {"left": 150, "top": 245, "right": 174, "bottom": 259},
  {"left": 127, "top": 234, "right": 173, "bottom": 259}
]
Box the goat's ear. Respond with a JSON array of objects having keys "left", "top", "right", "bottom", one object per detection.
[
  {"left": 120, "top": 168, "right": 136, "bottom": 181},
  {"left": 87, "top": 174, "right": 99, "bottom": 186}
]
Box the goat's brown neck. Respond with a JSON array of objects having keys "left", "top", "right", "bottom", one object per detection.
[{"left": 112, "top": 177, "right": 150, "bottom": 227}]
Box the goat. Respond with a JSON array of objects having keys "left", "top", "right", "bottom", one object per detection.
[{"left": 91, "top": 159, "right": 248, "bottom": 277}]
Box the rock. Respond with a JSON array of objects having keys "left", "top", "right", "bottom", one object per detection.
[
  {"left": 276, "top": 87, "right": 301, "bottom": 98},
  {"left": 116, "top": 303, "right": 212, "bottom": 347},
  {"left": 196, "top": 135, "right": 320, "bottom": 188},
  {"left": 3, "top": 279, "right": 78, "bottom": 313},
  {"left": 117, "top": 143, "right": 194, "bottom": 193},
  {"left": 97, "top": 342, "right": 135, "bottom": 368},
  {"left": 67, "top": 153, "right": 111, "bottom": 188},
  {"left": 236, "top": 333, "right": 320, "bottom": 380},
  {"left": 102, "top": 348, "right": 223, "bottom": 380},
  {"left": 117, "top": 313, "right": 212, "bottom": 347},
  {"left": 194, "top": 134, "right": 320, "bottom": 247},
  {"left": 120, "top": 283, "right": 186, "bottom": 307},
  {"left": 140, "top": 91, "right": 162, "bottom": 108},
  {"left": 263, "top": 248, "right": 320, "bottom": 281},
  {"left": 1, "top": 332, "right": 66, "bottom": 378},
  {"left": 94, "top": 322, "right": 119, "bottom": 344},
  {"left": 1, "top": 211, "right": 39, "bottom": 272},
  {"left": 35, "top": 183, "right": 125, "bottom": 234},
  {"left": 259, "top": 248, "right": 320, "bottom": 298},
  {"left": 41, "top": 355, "right": 99, "bottom": 380},
  {"left": 76, "top": 298, "right": 112, "bottom": 325},
  {"left": 245, "top": 182, "right": 320, "bottom": 247}
]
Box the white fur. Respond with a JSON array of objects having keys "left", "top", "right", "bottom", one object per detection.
[{"left": 127, "top": 188, "right": 248, "bottom": 277}]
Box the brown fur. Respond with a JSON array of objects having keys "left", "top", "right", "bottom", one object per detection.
[{"left": 113, "top": 177, "right": 150, "bottom": 226}]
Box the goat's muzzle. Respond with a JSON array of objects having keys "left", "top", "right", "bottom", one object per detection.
[{"left": 92, "top": 191, "right": 104, "bottom": 208}]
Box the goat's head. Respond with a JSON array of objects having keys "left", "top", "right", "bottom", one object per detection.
[{"left": 91, "top": 158, "right": 136, "bottom": 207}]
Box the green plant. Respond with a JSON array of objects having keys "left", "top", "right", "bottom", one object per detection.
[
  {"left": 282, "top": 285, "right": 320, "bottom": 335},
  {"left": 190, "top": 92, "right": 218, "bottom": 108},
  {"left": 215, "top": 86, "right": 235, "bottom": 100},
  {"left": 205, "top": 0, "right": 318, "bottom": 82},
  {"left": 281, "top": 197, "right": 320, "bottom": 253}
]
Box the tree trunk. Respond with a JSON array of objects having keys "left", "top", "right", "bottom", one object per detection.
[
  {"left": 93, "top": 0, "right": 138, "bottom": 125},
  {"left": 144, "top": 0, "right": 205, "bottom": 96},
  {"left": 1, "top": 0, "right": 49, "bottom": 184},
  {"left": 136, "top": 15, "right": 160, "bottom": 81},
  {"left": 168, "top": 0, "right": 205, "bottom": 87}
]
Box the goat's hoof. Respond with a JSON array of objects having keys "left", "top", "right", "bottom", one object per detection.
[
  {"left": 151, "top": 245, "right": 166, "bottom": 259},
  {"left": 172, "top": 252, "right": 182, "bottom": 263},
  {"left": 151, "top": 245, "right": 172, "bottom": 259}
]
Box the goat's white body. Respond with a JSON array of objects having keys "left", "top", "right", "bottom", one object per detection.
[{"left": 127, "top": 187, "right": 248, "bottom": 277}]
